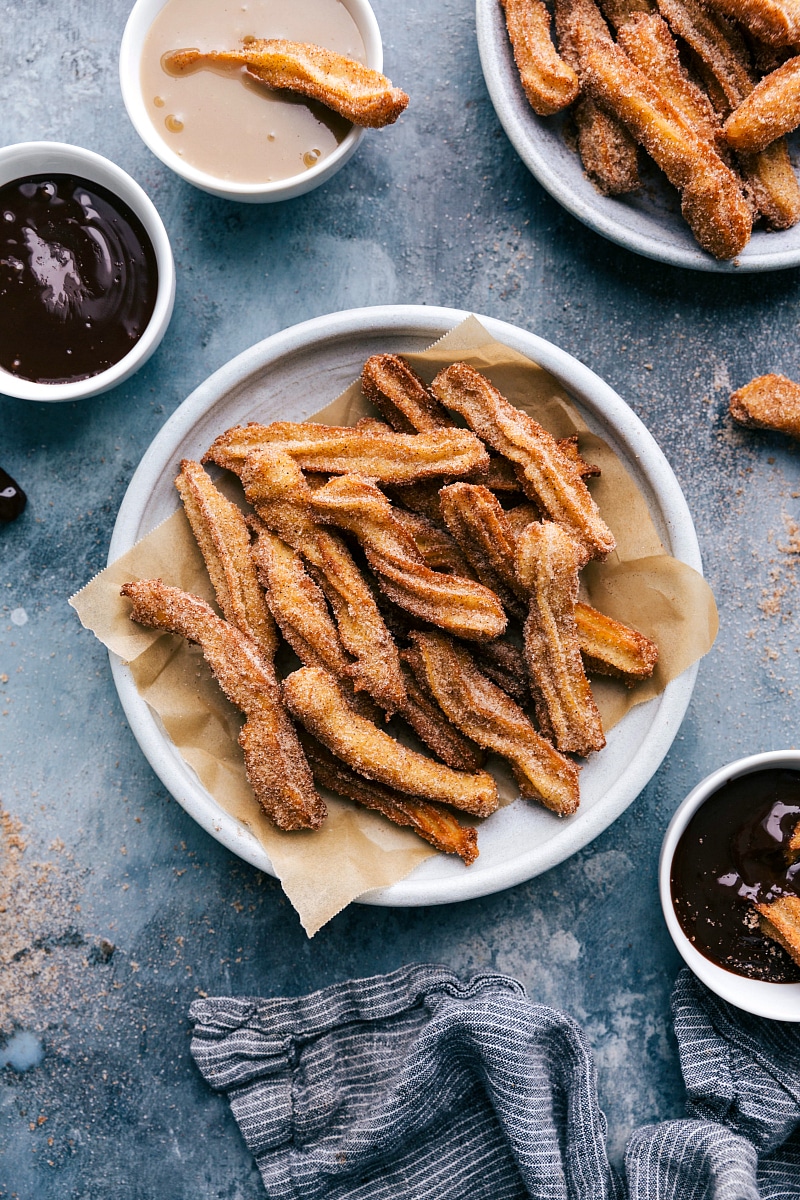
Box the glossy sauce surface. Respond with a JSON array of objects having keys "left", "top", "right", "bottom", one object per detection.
[
  {"left": 140, "top": 0, "right": 363, "bottom": 183},
  {"left": 0, "top": 175, "right": 158, "bottom": 384},
  {"left": 671, "top": 768, "right": 800, "bottom": 982},
  {"left": 0, "top": 467, "right": 26, "bottom": 522}
]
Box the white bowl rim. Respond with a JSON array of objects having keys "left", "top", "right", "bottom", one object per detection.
[
  {"left": 119, "top": 0, "right": 382, "bottom": 200},
  {"left": 0, "top": 140, "right": 175, "bottom": 403},
  {"left": 106, "top": 303, "right": 702, "bottom": 907},
  {"left": 659, "top": 749, "right": 800, "bottom": 1021},
  {"left": 476, "top": 0, "right": 800, "bottom": 274}
]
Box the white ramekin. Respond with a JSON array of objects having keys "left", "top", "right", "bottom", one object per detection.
[
  {"left": 119, "top": 0, "right": 383, "bottom": 202},
  {"left": 660, "top": 749, "right": 800, "bottom": 1021},
  {"left": 0, "top": 141, "right": 175, "bottom": 404}
]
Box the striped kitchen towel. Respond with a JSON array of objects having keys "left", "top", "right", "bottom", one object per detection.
[{"left": 188, "top": 966, "right": 800, "bottom": 1199}]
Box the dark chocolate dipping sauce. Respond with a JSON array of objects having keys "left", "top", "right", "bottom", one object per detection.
[
  {"left": 671, "top": 768, "right": 800, "bottom": 982},
  {"left": 0, "top": 175, "right": 158, "bottom": 384},
  {"left": 0, "top": 466, "right": 26, "bottom": 522}
]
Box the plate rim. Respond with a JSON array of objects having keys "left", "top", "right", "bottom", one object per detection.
[
  {"left": 108, "top": 303, "right": 701, "bottom": 906},
  {"left": 475, "top": 0, "right": 800, "bottom": 274}
]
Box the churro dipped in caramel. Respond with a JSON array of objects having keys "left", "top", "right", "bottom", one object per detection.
[{"left": 164, "top": 41, "right": 408, "bottom": 127}]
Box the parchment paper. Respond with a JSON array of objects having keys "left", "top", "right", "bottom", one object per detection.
[{"left": 70, "top": 316, "right": 718, "bottom": 935}]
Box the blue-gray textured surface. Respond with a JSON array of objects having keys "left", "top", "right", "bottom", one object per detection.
[{"left": 1, "top": 1, "right": 799, "bottom": 1197}]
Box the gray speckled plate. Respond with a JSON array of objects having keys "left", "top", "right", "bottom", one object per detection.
[
  {"left": 476, "top": 0, "right": 800, "bottom": 272},
  {"left": 108, "top": 306, "right": 700, "bottom": 906}
]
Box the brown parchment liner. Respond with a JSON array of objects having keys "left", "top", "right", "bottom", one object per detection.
[{"left": 70, "top": 316, "right": 718, "bottom": 936}]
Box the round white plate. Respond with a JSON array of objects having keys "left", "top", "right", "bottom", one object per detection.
[
  {"left": 476, "top": 0, "right": 800, "bottom": 273},
  {"left": 109, "top": 305, "right": 700, "bottom": 906}
]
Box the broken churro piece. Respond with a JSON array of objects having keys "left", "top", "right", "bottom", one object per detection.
[
  {"left": 516, "top": 522, "right": 606, "bottom": 755},
  {"left": 299, "top": 732, "right": 479, "bottom": 863},
  {"left": 729, "top": 373, "right": 800, "bottom": 439},
  {"left": 756, "top": 895, "right": 800, "bottom": 966},
  {"left": 308, "top": 473, "right": 508, "bottom": 641},
  {"left": 501, "top": 0, "right": 580, "bottom": 115},
  {"left": 164, "top": 42, "right": 409, "bottom": 127},
  {"left": 175, "top": 460, "right": 278, "bottom": 663},
  {"left": 362, "top": 354, "right": 453, "bottom": 433},
  {"left": 120, "top": 580, "right": 324, "bottom": 830},
  {"left": 242, "top": 449, "right": 407, "bottom": 714},
  {"left": 205, "top": 421, "right": 489, "bottom": 484},
  {"left": 282, "top": 666, "right": 499, "bottom": 817},
  {"left": 431, "top": 362, "right": 616, "bottom": 558},
  {"left": 407, "top": 632, "right": 581, "bottom": 816},
  {"left": 725, "top": 56, "right": 800, "bottom": 151}
]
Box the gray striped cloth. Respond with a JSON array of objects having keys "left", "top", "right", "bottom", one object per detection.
[{"left": 189, "top": 966, "right": 800, "bottom": 1199}]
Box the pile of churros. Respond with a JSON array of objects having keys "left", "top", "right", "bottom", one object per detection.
[
  {"left": 500, "top": 0, "right": 800, "bottom": 257},
  {"left": 120, "top": 356, "right": 658, "bottom": 864}
]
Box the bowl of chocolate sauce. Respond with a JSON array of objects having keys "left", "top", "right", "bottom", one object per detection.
[
  {"left": 0, "top": 142, "right": 175, "bottom": 402},
  {"left": 660, "top": 750, "right": 800, "bottom": 1021}
]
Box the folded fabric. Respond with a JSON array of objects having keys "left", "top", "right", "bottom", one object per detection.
[{"left": 189, "top": 966, "right": 800, "bottom": 1200}]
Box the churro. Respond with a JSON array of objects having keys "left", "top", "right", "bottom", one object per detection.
[
  {"left": 430, "top": 362, "right": 616, "bottom": 558},
  {"left": 705, "top": 0, "right": 800, "bottom": 45},
  {"left": 205, "top": 420, "right": 489, "bottom": 484},
  {"left": 307, "top": 473, "right": 508, "bottom": 640},
  {"left": 242, "top": 449, "right": 408, "bottom": 713},
  {"left": 406, "top": 632, "right": 581, "bottom": 815},
  {"left": 574, "top": 602, "right": 659, "bottom": 681},
  {"left": 729, "top": 373, "right": 800, "bottom": 438},
  {"left": 573, "top": 98, "right": 642, "bottom": 195},
  {"left": 501, "top": 0, "right": 580, "bottom": 115},
  {"left": 175, "top": 460, "right": 278, "bottom": 663},
  {"left": 516, "top": 522, "right": 606, "bottom": 755},
  {"left": 361, "top": 354, "right": 453, "bottom": 433},
  {"left": 164, "top": 42, "right": 409, "bottom": 127},
  {"left": 725, "top": 55, "right": 800, "bottom": 150},
  {"left": 391, "top": 507, "right": 476, "bottom": 577},
  {"left": 398, "top": 663, "right": 488, "bottom": 772},
  {"left": 120, "top": 580, "right": 325, "bottom": 830},
  {"left": 439, "top": 482, "right": 529, "bottom": 618},
  {"left": 756, "top": 895, "right": 800, "bottom": 965},
  {"left": 298, "top": 732, "right": 479, "bottom": 864},
  {"left": 282, "top": 666, "right": 499, "bottom": 817}
]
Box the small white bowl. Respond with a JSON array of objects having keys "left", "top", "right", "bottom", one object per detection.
[
  {"left": 0, "top": 141, "right": 175, "bottom": 404},
  {"left": 119, "top": 0, "right": 383, "bottom": 202},
  {"left": 660, "top": 750, "right": 800, "bottom": 1021}
]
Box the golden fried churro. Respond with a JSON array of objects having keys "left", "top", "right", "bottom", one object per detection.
[
  {"left": 725, "top": 55, "right": 800, "bottom": 150},
  {"left": 738, "top": 141, "right": 800, "bottom": 230},
  {"left": 398, "top": 664, "right": 488, "bottom": 772},
  {"left": 599, "top": 0, "right": 655, "bottom": 30},
  {"left": 175, "top": 459, "right": 278, "bottom": 663},
  {"left": 503, "top": 501, "right": 541, "bottom": 541},
  {"left": 361, "top": 354, "right": 453, "bottom": 433},
  {"left": 439, "top": 482, "right": 529, "bottom": 619},
  {"left": 407, "top": 632, "right": 581, "bottom": 815},
  {"left": 384, "top": 479, "right": 446, "bottom": 524},
  {"left": 706, "top": 0, "right": 800, "bottom": 46},
  {"left": 242, "top": 449, "right": 407, "bottom": 713},
  {"left": 472, "top": 638, "right": 531, "bottom": 704},
  {"left": 500, "top": 0, "right": 580, "bottom": 115},
  {"left": 729, "top": 373, "right": 800, "bottom": 438},
  {"left": 308, "top": 473, "right": 508, "bottom": 641},
  {"left": 655, "top": 0, "right": 754, "bottom": 112},
  {"left": 516, "top": 522, "right": 606, "bottom": 755},
  {"left": 391, "top": 507, "right": 476, "bottom": 577},
  {"left": 205, "top": 421, "right": 489, "bottom": 484},
  {"left": 431, "top": 362, "right": 616, "bottom": 558},
  {"left": 574, "top": 602, "right": 659, "bottom": 681},
  {"left": 249, "top": 519, "right": 352, "bottom": 678},
  {"left": 120, "top": 580, "right": 324, "bottom": 830},
  {"left": 756, "top": 895, "right": 800, "bottom": 965},
  {"left": 618, "top": 14, "right": 723, "bottom": 147},
  {"left": 574, "top": 98, "right": 643, "bottom": 195},
  {"left": 164, "top": 42, "right": 409, "bottom": 127},
  {"left": 282, "top": 666, "right": 499, "bottom": 816},
  {"left": 298, "top": 732, "right": 479, "bottom": 864}
]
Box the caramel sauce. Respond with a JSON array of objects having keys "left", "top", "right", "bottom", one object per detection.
[
  {"left": 0, "top": 175, "right": 157, "bottom": 385},
  {"left": 671, "top": 768, "right": 800, "bottom": 982},
  {"left": 140, "top": 0, "right": 363, "bottom": 184}
]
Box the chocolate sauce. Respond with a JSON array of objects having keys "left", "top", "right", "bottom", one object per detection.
[
  {"left": 671, "top": 768, "right": 800, "bottom": 982},
  {"left": 0, "top": 466, "right": 26, "bottom": 522},
  {"left": 0, "top": 175, "right": 158, "bottom": 384}
]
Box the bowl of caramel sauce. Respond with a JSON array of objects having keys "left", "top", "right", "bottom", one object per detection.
[
  {"left": 120, "top": 0, "right": 383, "bottom": 201},
  {"left": 660, "top": 750, "right": 800, "bottom": 1020},
  {"left": 0, "top": 141, "right": 175, "bottom": 402}
]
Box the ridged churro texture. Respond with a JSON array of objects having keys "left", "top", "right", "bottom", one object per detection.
[
  {"left": 119, "top": 580, "right": 325, "bottom": 830},
  {"left": 500, "top": 0, "right": 580, "bottom": 115},
  {"left": 282, "top": 666, "right": 500, "bottom": 817},
  {"left": 757, "top": 895, "right": 800, "bottom": 965},
  {"left": 164, "top": 42, "right": 409, "bottom": 127}
]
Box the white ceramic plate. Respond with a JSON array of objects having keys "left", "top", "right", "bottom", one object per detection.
[
  {"left": 109, "top": 305, "right": 700, "bottom": 906},
  {"left": 476, "top": 0, "right": 800, "bottom": 273}
]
